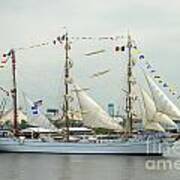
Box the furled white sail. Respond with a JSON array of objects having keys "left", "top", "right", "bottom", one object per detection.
[
  {"left": 145, "top": 75, "right": 180, "bottom": 119},
  {"left": 141, "top": 89, "right": 177, "bottom": 131},
  {"left": 74, "top": 85, "right": 123, "bottom": 131}
]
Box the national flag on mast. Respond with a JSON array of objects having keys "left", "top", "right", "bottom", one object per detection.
[
  {"left": 1, "top": 51, "right": 11, "bottom": 67},
  {"left": 2, "top": 54, "right": 7, "bottom": 64}
]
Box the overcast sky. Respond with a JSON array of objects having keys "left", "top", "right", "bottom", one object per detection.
[{"left": 0, "top": 0, "right": 180, "bottom": 111}]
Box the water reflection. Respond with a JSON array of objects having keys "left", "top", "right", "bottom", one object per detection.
[{"left": 0, "top": 154, "right": 179, "bottom": 180}]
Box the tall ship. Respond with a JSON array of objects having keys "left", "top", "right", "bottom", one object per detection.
[{"left": 0, "top": 32, "right": 179, "bottom": 155}]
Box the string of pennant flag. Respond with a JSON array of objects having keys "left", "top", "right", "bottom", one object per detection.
[
  {"left": 84, "top": 43, "right": 180, "bottom": 100},
  {"left": 0, "top": 51, "right": 11, "bottom": 69},
  {"left": 0, "top": 34, "right": 123, "bottom": 69},
  {"left": 130, "top": 48, "right": 180, "bottom": 99},
  {"left": 108, "top": 39, "right": 180, "bottom": 99},
  {"left": 1, "top": 34, "right": 179, "bottom": 100}
]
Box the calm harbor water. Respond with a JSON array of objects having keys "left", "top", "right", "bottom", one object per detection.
[{"left": 0, "top": 154, "right": 180, "bottom": 180}]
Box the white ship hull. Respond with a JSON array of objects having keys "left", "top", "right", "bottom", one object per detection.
[{"left": 0, "top": 138, "right": 170, "bottom": 155}]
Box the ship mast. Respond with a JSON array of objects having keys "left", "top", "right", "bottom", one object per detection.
[
  {"left": 11, "top": 49, "right": 18, "bottom": 137},
  {"left": 126, "top": 34, "right": 133, "bottom": 134},
  {"left": 64, "top": 32, "right": 70, "bottom": 142}
]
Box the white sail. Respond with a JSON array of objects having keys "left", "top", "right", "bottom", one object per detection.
[
  {"left": 141, "top": 89, "right": 164, "bottom": 132},
  {"left": 141, "top": 89, "right": 177, "bottom": 131},
  {"left": 154, "top": 112, "right": 178, "bottom": 128},
  {"left": 0, "top": 108, "right": 28, "bottom": 124},
  {"left": 74, "top": 85, "right": 123, "bottom": 131},
  {"left": 23, "top": 94, "right": 56, "bottom": 129},
  {"left": 141, "top": 88, "right": 156, "bottom": 122},
  {"left": 145, "top": 75, "right": 180, "bottom": 119},
  {"left": 144, "top": 122, "right": 165, "bottom": 132}
]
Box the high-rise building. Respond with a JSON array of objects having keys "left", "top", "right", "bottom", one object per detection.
[{"left": 108, "top": 103, "right": 115, "bottom": 117}]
